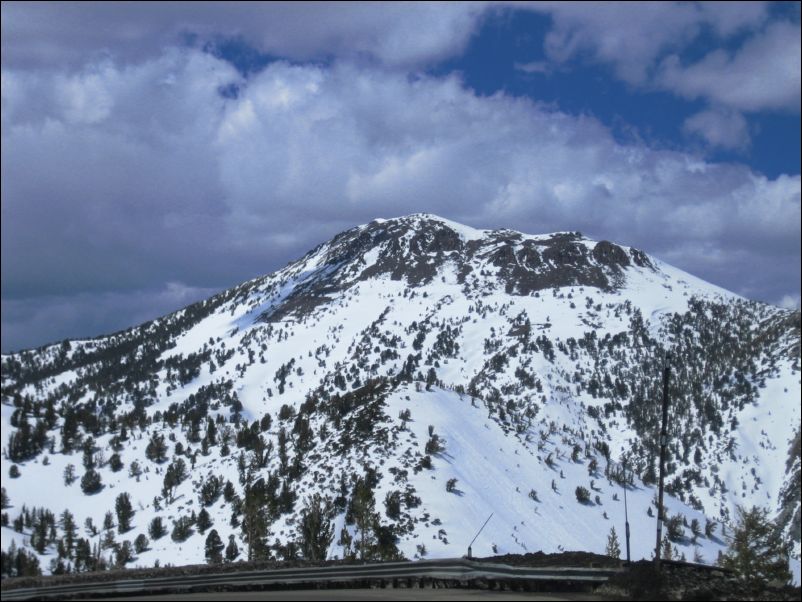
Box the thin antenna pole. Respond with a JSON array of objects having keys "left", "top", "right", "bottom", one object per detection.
[
  {"left": 623, "top": 460, "right": 631, "bottom": 565},
  {"left": 655, "top": 352, "right": 671, "bottom": 570},
  {"left": 467, "top": 513, "right": 493, "bottom": 559}
]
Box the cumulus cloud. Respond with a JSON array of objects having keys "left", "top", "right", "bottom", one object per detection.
[
  {"left": 533, "top": 1, "right": 770, "bottom": 84},
  {"left": 657, "top": 20, "right": 801, "bottom": 113},
  {"left": 2, "top": 48, "right": 799, "bottom": 351},
  {"left": 4, "top": 2, "right": 795, "bottom": 116},
  {"left": 682, "top": 107, "right": 751, "bottom": 151},
  {"left": 521, "top": 2, "right": 800, "bottom": 116},
  {"left": 1, "top": 2, "right": 487, "bottom": 70}
]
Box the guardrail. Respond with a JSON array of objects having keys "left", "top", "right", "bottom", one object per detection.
[{"left": 1, "top": 557, "right": 623, "bottom": 600}]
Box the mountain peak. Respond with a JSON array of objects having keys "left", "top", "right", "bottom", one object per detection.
[{"left": 320, "top": 214, "right": 651, "bottom": 294}]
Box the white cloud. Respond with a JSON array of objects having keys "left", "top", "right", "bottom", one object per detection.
[
  {"left": 777, "top": 294, "right": 801, "bottom": 310},
  {"left": 520, "top": 3, "right": 800, "bottom": 114},
  {"left": 3, "top": 1, "right": 794, "bottom": 117},
  {"left": 536, "top": 1, "right": 710, "bottom": 84},
  {"left": 1, "top": 2, "right": 487, "bottom": 70},
  {"left": 683, "top": 107, "right": 750, "bottom": 151},
  {"left": 657, "top": 20, "right": 801, "bottom": 112},
  {"left": 2, "top": 48, "right": 799, "bottom": 350}
]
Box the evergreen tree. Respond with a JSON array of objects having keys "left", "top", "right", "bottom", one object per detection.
[
  {"left": 205, "top": 529, "right": 224, "bottom": 564},
  {"left": 134, "top": 534, "right": 149, "bottom": 554},
  {"left": 80, "top": 469, "right": 103, "bottom": 494},
  {"left": 349, "top": 477, "right": 378, "bottom": 561},
  {"left": 717, "top": 505, "right": 791, "bottom": 587},
  {"left": 171, "top": 516, "right": 194, "bottom": 542},
  {"left": 299, "top": 494, "right": 334, "bottom": 562},
  {"left": 161, "top": 458, "right": 187, "bottom": 503},
  {"left": 109, "top": 453, "right": 124, "bottom": 472},
  {"left": 59, "top": 510, "right": 78, "bottom": 559},
  {"left": 148, "top": 516, "right": 166, "bottom": 540},
  {"left": 606, "top": 526, "right": 621, "bottom": 559},
  {"left": 128, "top": 460, "right": 142, "bottom": 480},
  {"left": 145, "top": 433, "right": 168, "bottom": 463},
  {"left": 225, "top": 534, "right": 240, "bottom": 562},
  {"left": 115, "top": 493, "right": 135, "bottom": 533},
  {"left": 661, "top": 534, "right": 674, "bottom": 561},
  {"left": 115, "top": 540, "right": 134, "bottom": 568},
  {"left": 74, "top": 538, "right": 93, "bottom": 573},
  {"left": 196, "top": 508, "right": 212, "bottom": 534},
  {"left": 103, "top": 511, "right": 115, "bottom": 532},
  {"left": 63, "top": 464, "right": 77, "bottom": 486},
  {"left": 241, "top": 478, "right": 270, "bottom": 560}
]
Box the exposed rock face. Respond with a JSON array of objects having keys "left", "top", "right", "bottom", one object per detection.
[
  {"left": 306, "top": 217, "right": 647, "bottom": 306},
  {"left": 260, "top": 216, "right": 655, "bottom": 322}
]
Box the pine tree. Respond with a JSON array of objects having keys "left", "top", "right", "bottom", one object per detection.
[
  {"left": 205, "top": 529, "right": 224, "bottom": 564},
  {"left": 161, "top": 458, "right": 187, "bottom": 504},
  {"left": 225, "top": 534, "right": 240, "bottom": 562},
  {"left": 717, "top": 505, "right": 791, "bottom": 587},
  {"left": 661, "top": 534, "right": 673, "bottom": 561},
  {"left": 606, "top": 526, "right": 621, "bottom": 559},
  {"left": 63, "top": 464, "right": 77, "bottom": 486},
  {"left": 134, "top": 534, "right": 149, "bottom": 554},
  {"left": 149, "top": 516, "right": 166, "bottom": 540},
  {"left": 241, "top": 478, "right": 270, "bottom": 561},
  {"left": 145, "top": 433, "right": 168, "bottom": 463},
  {"left": 59, "top": 510, "right": 78, "bottom": 558},
  {"left": 115, "top": 540, "right": 133, "bottom": 568},
  {"left": 171, "top": 516, "right": 194, "bottom": 542},
  {"left": 80, "top": 469, "right": 103, "bottom": 495},
  {"left": 196, "top": 508, "right": 212, "bottom": 534},
  {"left": 350, "top": 477, "right": 378, "bottom": 561},
  {"left": 115, "top": 493, "right": 135, "bottom": 534},
  {"left": 103, "top": 511, "right": 115, "bottom": 532},
  {"left": 109, "top": 453, "right": 124, "bottom": 472},
  {"left": 299, "top": 494, "right": 334, "bottom": 562}
]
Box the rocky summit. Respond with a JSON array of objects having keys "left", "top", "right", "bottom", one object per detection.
[{"left": 1, "top": 214, "right": 799, "bottom": 577}]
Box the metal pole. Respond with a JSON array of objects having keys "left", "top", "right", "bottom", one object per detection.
[
  {"left": 467, "top": 513, "right": 493, "bottom": 559},
  {"left": 655, "top": 352, "right": 671, "bottom": 570},
  {"left": 623, "top": 460, "right": 631, "bottom": 565}
]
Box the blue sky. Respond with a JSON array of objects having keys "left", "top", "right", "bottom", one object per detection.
[
  {"left": 1, "top": 2, "right": 800, "bottom": 352},
  {"left": 432, "top": 6, "right": 800, "bottom": 178}
]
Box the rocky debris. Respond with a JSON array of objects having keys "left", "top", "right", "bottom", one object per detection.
[
  {"left": 477, "top": 550, "right": 620, "bottom": 569},
  {"left": 597, "top": 559, "right": 802, "bottom": 601}
]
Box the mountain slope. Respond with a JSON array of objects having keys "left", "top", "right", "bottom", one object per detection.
[{"left": 2, "top": 214, "right": 799, "bottom": 577}]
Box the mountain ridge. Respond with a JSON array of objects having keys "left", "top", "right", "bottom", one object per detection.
[{"left": 1, "top": 214, "right": 799, "bottom": 579}]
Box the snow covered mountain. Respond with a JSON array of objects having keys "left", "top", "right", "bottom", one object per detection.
[{"left": 1, "top": 213, "right": 799, "bottom": 577}]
